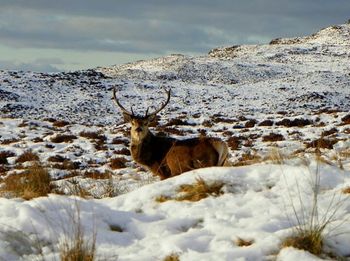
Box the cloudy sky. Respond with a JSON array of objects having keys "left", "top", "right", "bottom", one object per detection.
[{"left": 0, "top": 0, "right": 349, "bottom": 72}]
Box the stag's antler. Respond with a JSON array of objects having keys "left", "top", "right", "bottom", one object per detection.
[
  {"left": 145, "top": 89, "right": 171, "bottom": 117},
  {"left": 113, "top": 87, "right": 170, "bottom": 117},
  {"left": 113, "top": 87, "right": 135, "bottom": 116}
]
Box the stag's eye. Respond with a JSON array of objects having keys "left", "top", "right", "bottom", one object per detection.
[{"left": 135, "top": 127, "right": 143, "bottom": 132}]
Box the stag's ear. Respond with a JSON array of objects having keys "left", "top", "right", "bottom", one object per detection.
[
  {"left": 122, "top": 113, "right": 132, "bottom": 122},
  {"left": 146, "top": 114, "right": 157, "bottom": 124}
]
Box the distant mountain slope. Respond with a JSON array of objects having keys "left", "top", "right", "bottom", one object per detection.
[{"left": 0, "top": 22, "right": 349, "bottom": 125}]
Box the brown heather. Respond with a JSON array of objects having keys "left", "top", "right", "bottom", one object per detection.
[{"left": 1, "top": 163, "right": 51, "bottom": 200}]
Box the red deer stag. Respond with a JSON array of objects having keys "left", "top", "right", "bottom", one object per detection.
[{"left": 113, "top": 88, "right": 229, "bottom": 179}]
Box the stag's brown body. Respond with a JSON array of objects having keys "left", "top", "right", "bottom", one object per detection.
[{"left": 113, "top": 88, "right": 229, "bottom": 179}]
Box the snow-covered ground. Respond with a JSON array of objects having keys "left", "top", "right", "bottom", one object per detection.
[{"left": 0, "top": 22, "right": 349, "bottom": 260}]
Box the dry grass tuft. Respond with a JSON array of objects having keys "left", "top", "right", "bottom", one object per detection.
[
  {"left": 1, "top": 163, "right": 51, "bottom": 200},
  {"left": 163, "top": 253, "right": 180, "bottom": 261},
  {"left": 176, "top": 178, "right": 224, "bottom": 202},
  {"left": 281, "top": 230, "right": 323, "bottom": 255},
  {"left": 233, "top": 151, "right": 262, "bottom": 166},
  {"left": 59, "top": 205, "right": 96, "bottom": 261},
  {"left": 236, "top": 237, "right": 254, "bottom": 247},
  {"left": 155, "top": 195, "right": 172, "bottom": 203},
  {"left": 264, "top": 149, "right": 288, "bottom": 165},
  {"left": 341, "top": 187, "right": 350, "bottom": 194},
  {"left": 157, "top": 178, "right": 224, "bottom": 203},
  {"left": 15, "top": 150, "right": 40, "bottom": 163}
]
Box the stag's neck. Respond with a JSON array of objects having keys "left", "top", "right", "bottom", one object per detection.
[
  {"left": 130, "top": 131, "right": 173, "bottom": 166},
  {"left": 131, "top": 130, "right": 153, "bottom": 145}
]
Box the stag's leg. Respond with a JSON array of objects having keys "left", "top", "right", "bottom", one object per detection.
[{"left": 150, "top": 162, "right": 171, "bottom": 180}]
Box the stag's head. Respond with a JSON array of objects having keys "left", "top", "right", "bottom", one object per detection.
[{"left": 113, "top": 88, "right": 171, "bottom": 143}]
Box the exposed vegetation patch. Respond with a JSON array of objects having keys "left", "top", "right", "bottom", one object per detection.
[
  {"left": 163, "top": 253, "right": 180, "bottom": 261},
  {"left": 281, "top": 231, "right": 323, "bottom": 256},
  {"left": 342, "top": 187, "right": 350, "bottom": 194},
  {"left": 245, "top": 119, "right": 257, "bottom": 128},
  {"left": 236, "top": 237, "right": 254, "bottom": 247},
  {"left": 262, "top": 133, "right": 285, "bottom": 142},
  {"left": 276, "top": 118, "right": 312, "bottom": 127},
  {"left": 84, "top": 170, "right": 112, "bottom": 180},
  {"left": 165, "top": 118, "right": 195, "bottom": 126},
  {"left": 52, "top": 120, "right": 70, "bottom": 128},
  {"left": 306, "top": 138, "right": 338, "bottom": 149},
  {"left": 233, "top": 151, "right": 262, "bottom": 166},
  {"left": 16, "top": 150, "right": 40, "bottom": 163},
  {"left": 258, "top": 119, "right": 274, "bottom": 126},
  {"left": 321, "top": 127, "right": 338, "bottom": 137},
  {"left": 111, "top": 137, "right": 129, "bottom": 146},
  {"left": 0, "top": 151, "right": 16, "bottom": 164},
  {"left": 1, "top": 138, "right": 20, "bottom": 145},
  {"left": 1, "top": 163, "right": 51, "bottom": 200},
  {"left": 109, "top": 157, "right": 128, "bottom": 169},
  {"left": 341, "top": 114, "right": 350, "bottom": 125},
  {"left": 50, "top": 134, "right": 77, "bottom": 143},
  {"left": 156, "top": 178, "right": 224, "bottom": 203},
  {"left": 114, "top": 148, "right": 130, "bottom": 156},
  {"left": 79, "top": 131, "right": 106, "bottom": 142},
  {"left": 226, "top": 136, "right": 241, "bottom": 150}
]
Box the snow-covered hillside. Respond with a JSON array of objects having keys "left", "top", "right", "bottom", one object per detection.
[
  {"left": 0, "top": 23, "right": 350, "bottom": 125},
  {"left": 0, "top": 22, "right": 349, "bottom": 260}
]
